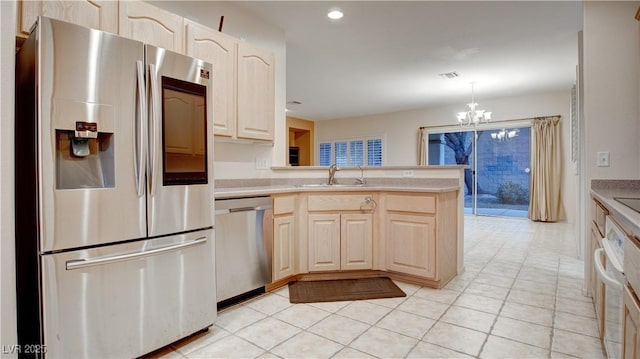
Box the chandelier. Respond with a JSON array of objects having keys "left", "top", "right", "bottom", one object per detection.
[
  {"left": 491, "top": 128, "right": 519, "bottom": 141},
  {"left": 456, "top": 82, "right": 492, "bottom": 127}
]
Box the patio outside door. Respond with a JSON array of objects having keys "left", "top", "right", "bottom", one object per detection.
[{"left": 428, "top": 126, "right": 531, "bottom": 218}]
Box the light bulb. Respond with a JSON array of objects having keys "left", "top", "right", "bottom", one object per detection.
[{"left": 328, "top": 9, "right": 344, "bottom": 20}]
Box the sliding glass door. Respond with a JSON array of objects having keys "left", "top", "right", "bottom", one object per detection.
[{"left": 428, "top": 126, "right": 531, "bottom": 218}]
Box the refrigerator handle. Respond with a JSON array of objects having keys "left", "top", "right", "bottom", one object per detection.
[
  {"left": 65, "top": 236, "right": 208, "bottom": 270},
  {"left": 135, "top": 60, "right": 147, "bottom": 197},
  {"left": 148, "top": 63, "right": 159, "bottom": 197}
]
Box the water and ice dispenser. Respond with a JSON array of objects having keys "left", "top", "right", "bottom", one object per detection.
[{"left": 54, "top": 102, "right": 115, "bottom": 189}]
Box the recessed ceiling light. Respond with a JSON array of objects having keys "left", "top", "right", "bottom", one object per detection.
[{"left": 327, "top": 9, "right": 344, "bottom": 20}]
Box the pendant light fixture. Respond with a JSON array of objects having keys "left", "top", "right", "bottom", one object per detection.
[
  {"left": 457, "top": 82, "right": 492, "bottom": 127},
  {"left": 491, "top": 128, "right": 520, "bottom": 141}
]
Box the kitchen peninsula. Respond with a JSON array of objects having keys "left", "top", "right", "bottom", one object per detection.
[{"left": 215, "top": 166, "right": 466, "bottom": 291}]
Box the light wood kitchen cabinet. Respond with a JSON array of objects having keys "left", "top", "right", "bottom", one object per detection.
[
  {"left": 119, "top": 0, "right": 184, "bottom": 53},
  {"left": 308, "top": 213, "right": 341, "bottom": 271},
  {"left": 236, "top": 42, "right": 275, "bottom": 141},
  {"left": 267, "top": 189, "right": 460, "bottom": 291},
  {"left": 18, "top": 0, "right": 118, "bottom": 38},
  {"left": 307, "top": 194, "right": 374, "bottom": 272},
  {"left": 17, "top": 2, "right": 275, "bottom": 142},
  {"left": 594, "top": 199, "right": 608, "bottom": 237},
  {"left": 341, "top": 214, "right": 373, "bottom": 270},
  {"left": 307, "top": 213, "right": 373, "bottom": 272},
  {"left": 382, "top": 192, "right": 457, "bottom": 287},
  {"left": 184, "top": 20, "right": 275, "bottom": 141},
  {"left": 272, "top": 195, "right": 297, "bottom": 281},
  {"left": 184, "top": 19, "right": 237, "bottom": 138},
  {"left": 589, "top": 198, "right": 608, "bottom": 338},
  {"left": 591, "top": 222, "right": 606, "bottom": 337},
  {"left": 386, "top": 213, "right": 436, "bottom": 278},
  {"left": 623, "top": 285, "right": 640, "bottom": 359}
]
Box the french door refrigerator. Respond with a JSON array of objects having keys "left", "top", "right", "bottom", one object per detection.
[{"left": 15, "top": 17, "right": 216, "bottom": 358}]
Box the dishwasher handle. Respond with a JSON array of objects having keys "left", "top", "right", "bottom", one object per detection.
[
  {"left": 215, "top": 206, "right": 273, "bottom": 215},
  {"left": 232, "top": 206, "right": 271, "bottom": 212},
  {"left": 594, "top": 248, "right": 623, "bottom": 290},
  {"left": 215, "top": 197, "right": 273, "bottom": 216}
]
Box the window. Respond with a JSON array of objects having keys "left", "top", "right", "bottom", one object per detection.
[
  {"left": 367, "top": 138, "right": 382, "bottom": 166},
  {"left": 350, "top": 140, "right": 364, "bottom": 166},
  {"left": 318, "top": 136, "right": 384, "bottom": 166},
  {"left": 319, "top": 143, "right": 332, "bottom": 166},
  {"left": 335, "top": 141, "right": 348, "bottom": 166}
]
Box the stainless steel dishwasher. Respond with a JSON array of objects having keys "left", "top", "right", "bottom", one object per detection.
[{"left": 214, "top": 196, "right": 273, "bottom": 306}]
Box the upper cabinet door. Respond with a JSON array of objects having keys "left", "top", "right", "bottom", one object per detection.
[
  {"left": 18, "top": 0, "right": 118, "bottom": 37},
  {"left": 185, "top": 19, "right": 237, "bottom": 138},
  {"left": 119, "top": 0, "right": 184, "bottom": 53},
  {"left": 237, "top": 42, "right": 275, "bottom": 141}
]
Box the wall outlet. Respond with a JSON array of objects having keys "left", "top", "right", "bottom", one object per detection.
[
  {"left": 403, "top": 170, "right": 414, "bottom": 177},
  {"left": 255, "top": 158, "right": 269, "bottom": 169},
  {"left": 597, "top": 151, "right": 610, "bottom": 167}
]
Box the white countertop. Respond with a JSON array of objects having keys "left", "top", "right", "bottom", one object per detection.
[{"left": 215, "top": 184, "right": 460, "bottom": 199}]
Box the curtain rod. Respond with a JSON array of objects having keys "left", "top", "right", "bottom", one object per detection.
[{"left": 419, "top": 114, "right": 561, "bottom": 130}]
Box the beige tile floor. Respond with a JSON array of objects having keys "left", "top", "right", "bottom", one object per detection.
[{"left": 152, "top": 216, "right": 606, "bottom": 358}]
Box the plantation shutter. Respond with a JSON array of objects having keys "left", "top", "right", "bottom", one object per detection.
[
  {"left": 319, "top": 143, "right": 332, "bottom": 166},
  {"left": 335, "top": 141, "right": 348, "bottom": 166},
  {"left": 350, "top": 140, "right": 364, "bottom": 166},
  {"left": 367, "top": 139, "right": 383, "bottom": 166}
]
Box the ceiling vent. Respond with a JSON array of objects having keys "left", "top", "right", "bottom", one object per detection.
[{"left": 439, "top": 71, "right": 459, "bottom": 79}]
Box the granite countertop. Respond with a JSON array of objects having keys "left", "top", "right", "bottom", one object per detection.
[
  {"left": 591, "top": 179, "right": 640, "bottom": 240},
  {"left": 214, "top": 178, "right": 460, "bottom": 199}
]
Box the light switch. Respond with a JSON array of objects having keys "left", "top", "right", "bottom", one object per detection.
[{"left": 597, "top": 151, "right": 610, "bottom": 167}]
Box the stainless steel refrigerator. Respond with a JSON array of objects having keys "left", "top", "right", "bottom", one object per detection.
[{"left": 15, "top": 17, "right": 216, "bottom": 358}]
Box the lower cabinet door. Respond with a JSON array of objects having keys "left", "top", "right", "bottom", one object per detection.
[
  {"left": 308, "top": 214, "right": 340, "bottom": 271},
  {"left": 341, "top": 213, "right": 373, "bottom": 270},
  {"left": 386, "top": 213, "right": 436, "bottom": 278},
  {"left": 273, "top": 215, "right": 296, "bottom": 281},
  {"left": 623, "top": 285, "right": 640, "bottom": 359}
]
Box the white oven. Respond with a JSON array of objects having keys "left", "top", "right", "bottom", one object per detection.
[{"left": 594, "top": 216, "right": 626, "bottom": 359}]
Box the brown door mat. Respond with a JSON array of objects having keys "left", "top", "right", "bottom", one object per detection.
[{"left": 288, "top": 277, "right": 406, "bottom": 303}]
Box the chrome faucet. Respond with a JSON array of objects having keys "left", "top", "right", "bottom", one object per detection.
[
  {"left": 328, "top": 164, "right": 340, "bottom": 185},
  {"left": 355, "top": 165, "right": 366, "bottom": 185}
]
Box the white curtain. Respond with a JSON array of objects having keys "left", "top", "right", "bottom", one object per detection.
[
  {"left": 417, "top": 127, "right": 428, "bottom": 165},
  {"left": 529, "top": 116, "right": 563, "bottom": 222}
]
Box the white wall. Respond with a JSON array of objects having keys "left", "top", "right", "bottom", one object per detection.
[
  {"left": 315, "top": 90, "right": 577, "bottom": 223},
  {"left": 581, "top": 1, "right": 640, "bottom": 292},
  {"left": 1, "top": 1, "right": 17, "bottom": 356},
  {"left": 583, "top": 2, "right": 640, "bottom": 181},
  {"left": 149, "top": 1, "right": 288, "bottom": 179}
]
